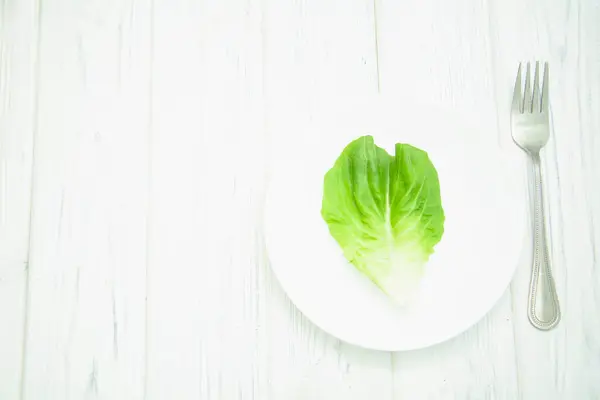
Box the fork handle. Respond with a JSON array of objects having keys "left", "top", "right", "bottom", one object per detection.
[{"left": 527, "top": 153, "right": 560, "bottom": 330}]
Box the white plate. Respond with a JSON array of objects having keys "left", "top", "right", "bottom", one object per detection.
[{"left": 264, "top": 96, "right": 527, "bottom": 351}]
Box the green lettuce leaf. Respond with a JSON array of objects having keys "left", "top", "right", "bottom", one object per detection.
[{"left": 321, "top": 135, "right": 445, "bottom": 304}]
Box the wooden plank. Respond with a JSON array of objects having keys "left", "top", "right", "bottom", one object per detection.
[
  {"left": 487, "top": 0, "right": 600, "bottom": 398},
  {"left": 261, "top": 0, "right": 394, "bottom": 399},
  {"left": 20, "top": 0, "right": 151, "bottom": 398},
  {"left": 574, "top": 2, "right": 600, "bottom": 395},
  {"left": 375, "top": 0, "right": 521, "bottom": 397},
  {"left": 145, "top": 0, "right": 267, "bottom": 398},
  {"left": 0, "top": 0, "right": 37, "bottom": 398}
]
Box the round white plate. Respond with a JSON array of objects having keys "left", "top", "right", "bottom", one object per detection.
[{"left": 264, "top": 96, "right": 527, "bottom": 351}]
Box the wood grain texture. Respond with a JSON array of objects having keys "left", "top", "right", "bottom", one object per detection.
[
  {"left": 0, "top": 0, "right": 599, "bottom": 398},
  {"left": 146, "top": 0, "right": 266, "bottom": 398},
  {"left": 20, "top": 0, "right": 151, "bottom": 398},
  {"left": 487, "top": 0, "right": 600, "bottom": 398},
  {"left": 0, "top": 0, "right": 37, "bottom": 398},
  {"left": 262, "top": 0, "right": 394, "bottom": 398}
]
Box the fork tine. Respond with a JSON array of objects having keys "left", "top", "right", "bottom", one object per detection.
[
  {"left": 532, "top": 61, "right": 540, "bottom": 112},
  {"left": 541, "top": 62, "right": 549, "bottom": 112},
  {"left": 523, "top": 62, "right": 532, "bottom": 113},
  {"left": 512, "top": 63, "right": 522, "bottom": 112}
]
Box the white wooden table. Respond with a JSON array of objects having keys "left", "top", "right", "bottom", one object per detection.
[{"left": 1, "top": 0, "right": 599, "bottom": 398}]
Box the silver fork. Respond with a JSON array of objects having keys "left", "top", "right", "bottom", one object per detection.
[{"left": 511, "top": 61, "right": 561, "bottom": 330}]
